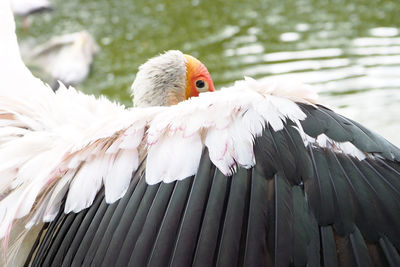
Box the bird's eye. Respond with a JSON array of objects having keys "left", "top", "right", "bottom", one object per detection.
[{"left": 195, "top": 79, "right": 209, "bottom": 92}]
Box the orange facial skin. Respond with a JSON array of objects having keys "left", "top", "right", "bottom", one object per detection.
[{"left": 183, "top": 54, "right": 215, "bottom": 99}]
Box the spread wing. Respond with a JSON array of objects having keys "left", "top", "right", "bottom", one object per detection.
[
  {"left": 26, "top": 102, "right": 400, "bottom": 267},
  {"left": 2, "top": 1, "right": 400, "bottom": 266}
]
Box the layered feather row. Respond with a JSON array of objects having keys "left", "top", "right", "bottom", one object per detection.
[{"left": 0, "top": 76, "right": 319, "bottom": 240}]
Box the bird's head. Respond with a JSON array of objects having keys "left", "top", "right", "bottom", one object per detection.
[{"left": 131, "top": 50, "right": 215, "bottom": 107}]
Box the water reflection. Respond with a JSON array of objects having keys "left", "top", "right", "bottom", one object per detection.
[
  {"left": 16, "top": 0, "right": 400, "bottom": 145},
  {"left": 369, "top": 27, "right": 399, "bottom": 37},
  {"left": 280, "top": 32, "right": 301, "bottom": 42}
]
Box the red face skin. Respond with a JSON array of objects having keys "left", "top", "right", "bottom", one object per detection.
[{"left": 184, "top": 54, "right": 215, "bottom": 99}]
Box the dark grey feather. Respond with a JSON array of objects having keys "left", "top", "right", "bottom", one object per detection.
[
  {"left": 113, "top": 183, "right": 160, "bottom": 266},
  {"left": 379, "top": 236, "right": 400, "bottom": 267},
  {"left": 98, "top": 174, "right": 148, "bottom": 266},
  {"left": 320, "top": 226, "right": 339, "bottom": 267},
  {"left": 292, "top": 186, "right": 320, "bottom": 266},
  {"left": 147, "top": 178, "right": 193, "bottom": 267},
  {"left": 215, "top": 168, "right": 250, "bottom": 267},
  {"left": 349, "top": 227, "right": 373, "bottom": 267},
  {"left": 242, "top": 169, "right": 270, "bottom": 267},
  {"left": 274, "top": 173, "right": 294, "bottom": 266},
  {"left": 127, "top": 182, "right": 176, "bottom": 266},
  {"left": 192, "top": 170, "right": 230, "bottom": 267},
  {"left": 168, "top": 149, "right": 214, "bottom": 267}
]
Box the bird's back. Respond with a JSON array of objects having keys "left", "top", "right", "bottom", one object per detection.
[{"left": 26, "top": 104, "right": 400, "bottom": 267}]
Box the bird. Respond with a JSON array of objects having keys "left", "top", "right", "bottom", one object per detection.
[
  {"left": 23, "top": 30, "right": 100, "bottom": 90},
  {"left": 1, "top": 1, "right": 400, "bottom": 267}
]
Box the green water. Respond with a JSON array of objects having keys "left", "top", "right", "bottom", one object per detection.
[{"left": 16, "top": 0, "right": 400, "bottom": 144}]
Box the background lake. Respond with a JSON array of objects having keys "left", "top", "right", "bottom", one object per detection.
[{"left": 16, "top": 0, "right": 400, "bottom": 145}]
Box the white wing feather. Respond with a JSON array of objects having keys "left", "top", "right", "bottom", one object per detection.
[
  {"left": 103, "top": 149, "right": 139, "bottom": 203},
  {"left": 146, "top": 132, "right": 203, "bottom": 185},
  {"left": 64, "top": 153, "right": 105, "bottom": 213}
]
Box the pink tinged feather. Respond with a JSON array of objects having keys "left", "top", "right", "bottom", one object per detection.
[
  {"left": 0, "top": 134, "right": 53, "bottom": 174},
  {"left": 105, "top": 138, "right": 123, "bottom": 154},
  {"left": 268, "top": 95, "right": 307, "bottom": 123},
  {"left": 119, "top": 127, "right": 144, "bottom": 149},
  {"left": 146, "top": 114, "right": 173, "bottom": 144},
  {"left": 25, "top": 186, "right": 56, "bottom": 229},
  {"left": 146, "top": 132, "right": 203, "bottom": 185},
  {"left": 205, "top": 128, "right": 236, "bottom": 176},
  {"left": 0, "top": 169, "right": 17, "bottom": 193},
  {"left": 229, "top": 113, "right": 259, "bottom": 168},
  {"left": 239, "top": 107, "right": 265, "bottom": 137},
  {"left": 64, "top": 155, "right": 105, "bottom": 213},
  {"left": 12, "top": 151, "right": 53, "bottom": 191},
  {"left": 43, "top": 170, "right": 76, "bottom": 222},
  {"left": 67, "top": 149, "right": 91, "bottom": 169},
  {"left": 253, "top": 99, "right": 284, "bottom": 131},
  {"left": 103, "top": 149, "right": 138, "bottom": 203},
  {"left": 0, "top": 192, "right": 20, "bottom": 239},
  {"left": 14, "top": 147, "right": 66, "bottom": 219},
  {"left": 204, "top": 113, "right": 258, "bottom": 176},
  {"left": 182, "top": 114, "right": 208, "bottom": 137}
]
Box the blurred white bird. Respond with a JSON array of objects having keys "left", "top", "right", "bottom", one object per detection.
[{"left": 24, "top": 31, "right": 100, "bottom": 89}]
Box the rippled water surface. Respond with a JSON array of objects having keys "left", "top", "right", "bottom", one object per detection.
[{"left": 17, "top": 0, "right": 400, "bottom": 145}]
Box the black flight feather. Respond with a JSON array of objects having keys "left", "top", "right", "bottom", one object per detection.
[
  {"left": 87, "top": 170, "right": 142, "bottom": 266},
  {"left": 61, "top": 185, "right": 105, "bottom": 266},
  {"left": 304, "top": 147, "right": 336, "bottom": 225},
  {"left": 324, "top": 150, "right": 355, "bottom": 235},
  {"left": 69, "top": 193, "right": 109, "bottom": 266},
  {"left": 169, "top": 149, "right": 214, "bottom": 267},
  {"left": 41, "top": 210, "right": 78, "bottom": 266},
  {"left": 284, "top": 123, "right": 314, "bottom": 181},
  {"left": 147, "top": 178, "right": 193, "bottom": 267},
  {"left": 351, "top": 159, "right": 400, "bottom": 247},
  {"left": 336, "top": 155, "right": 382, "bottom": 242},
  {"left": 127, "top": 182, "right": 176, "bottom": 266},
  {"left": 269, "top": 127, "right": 297, "bottom": 184},
  {"left": 99, "top": 174, "right": 148, "bottom": 266},
  {"left": 379, "top": 236, "right": 400, "bottom": 267},
  {"left": 242, "top": 169, "right": 270, "bottom": 267},
  {"left": 80, "top": 197, "right": 119, "bottom": 266},
  {"left": 292, "top": 185, "right": 320, "bottom": 267},
  {"left": 215, "top": 168, "right": 250, "bottom": 267},
  {"left": 31, "top": 203, "right": 67, "bottom": 267},
  {"left": 349, "top": 227, "right": 373, "bottom": 267},
  {"left": 303, "top": 104, "right": 354, "bottom": 142},
  {"left": 320, "top": 226, "right": 339, "bottom": 267},
  {"left": 192, "top": 170, "right": 230, "bottom": 267},
  {"left": 53, "top": 210, "right": 87, "bottom": 266},
  {"left": 113, "top": 183, "right": 160, "bottom": 267},
  {"left": 254, "top": 126, "right": 280, "bottom": 178},
  {"left": 274, "top": 173, "right": 294, "bottom": 266}
]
